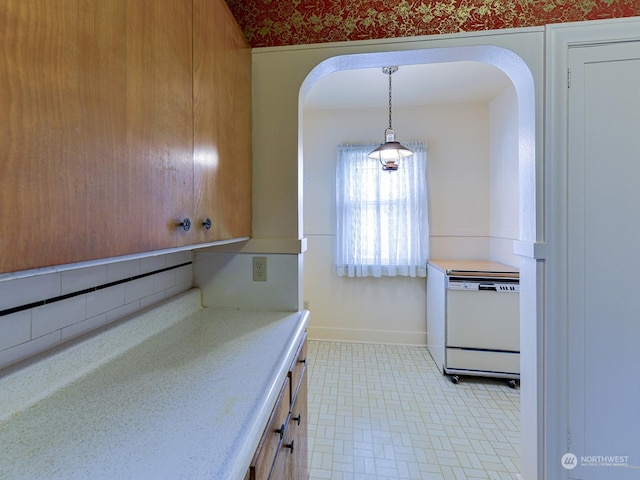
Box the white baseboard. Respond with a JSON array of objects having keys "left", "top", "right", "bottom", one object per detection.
[{"left": 307, "top": 325, "right": 426, "bottom": 346}]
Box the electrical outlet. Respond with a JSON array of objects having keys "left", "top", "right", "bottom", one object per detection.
[{"left": 253, "top": 256, "right": 267, "bottom": 282}]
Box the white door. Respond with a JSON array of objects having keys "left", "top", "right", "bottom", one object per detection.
[{"left": 567, "top": 41, "right": 640, "bottom": 479}]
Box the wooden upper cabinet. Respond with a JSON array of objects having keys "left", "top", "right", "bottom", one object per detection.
[
  {"left": 122, "top": 0, "right": 194, "bottom": 251},
  {"left": 0, "top": 1, "right": 128, "bottom": 272},
  {"left": 0, "top": 0, "right": 250, "bottom": 274},
  {"left": 193, "top": 0, "right": 252, "bottom": 243}
]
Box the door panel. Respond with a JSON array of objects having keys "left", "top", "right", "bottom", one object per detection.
[
  {"left": 123, "top": 0, "right": 193, "bottom": 250},
  {"left": 567, "top": 41, "right": 640, "bottom": 479},
  {"left": 0, "top": 0, "right": 193, "bottom": 273},
  {"left": 0, "top": 1, "right": 127, "bottom": 272},
  {"left": 193, "top": 0, "right": 251, "bottom": 243}
]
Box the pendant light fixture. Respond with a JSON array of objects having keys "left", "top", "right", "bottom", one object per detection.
[{"left": 368, "top": 66, "right": 413, "bottom": 171}]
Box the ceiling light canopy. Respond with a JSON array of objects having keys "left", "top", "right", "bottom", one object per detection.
[{"left": 368, "top": 66, "right": 413, "bottom": 171}]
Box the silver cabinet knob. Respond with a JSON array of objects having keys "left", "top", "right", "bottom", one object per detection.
[{"left": 177, "top": 218, "right": 191, "bottom": 231}]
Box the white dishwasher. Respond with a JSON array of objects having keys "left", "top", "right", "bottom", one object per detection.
[{"left": 426, "top": 260, "right": 520, "bottom": 387}]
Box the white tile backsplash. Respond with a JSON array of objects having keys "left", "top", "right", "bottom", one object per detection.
[
  {"left": 140, "top": 255, "right": 167, "bottom": 274},
  {"left": 175, "top": 264, "right": 193, "bottom": 285},
  {"left": 106, "top": 301, "right": 141, "bottom": 323},
  {"left": 140, "top": 291, "right": 167, "bottom": 309},
  {"left": 166, "top": 250, "right": 193, "bottom": 267},
  {"left": 153, "top": 270, "right": 176, "bottom": 293},
  {"left": 86, "top": 285, "right": 125, "bottom": 318},
  {"left": 0, "top": 272, "right": 61, "bottom": 311},
  {"left": 61, "top": 265, "right": 107, "bottom": 295},
  {"left": 61, "top": 313, "right": 107, "bottom": 341},
  {"left": 106, "top": 259, "right": 141, "bottom": 283},
  {"left": 0, "top": 331, "right": 61, "bottom": 369},
  {"left": 165, "top": 281, "right": 193, "bottom": 300},
  {"left": 125, "top": 277, "right": 155, "bottom": 304},
  {"left": 0, "top": 311, "right": 31, "bottom": 350},
  {"left": 32, "top": 296, "right": 87, "bottom": 338},
  {"left": 0, "top": 252, "right": 194, "bottom": 370}
]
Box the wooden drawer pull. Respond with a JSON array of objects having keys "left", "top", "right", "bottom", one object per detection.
[{"left": 292, "top": 414, "right": 301, "bottom": 426}]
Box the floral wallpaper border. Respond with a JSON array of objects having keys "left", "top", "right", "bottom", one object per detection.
[{"left": 224, "top": 0, "right": 640, "bottom": 48}]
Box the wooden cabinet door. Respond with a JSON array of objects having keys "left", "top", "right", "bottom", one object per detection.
[
  {"left": 286, "top": 336, "right": 308, "bottom": 480},
  {"left": 120, "top": 0, "right": 193, "bottom": 251},
  {"left": 248, "top": 377, "right": 290, "bottom": 480},
  {"left": 289, "top": 369, "right": 308, "bottom": 480},
  {"left": 0, "top": 0, "right": 128, "bottom": 273},
  {"left": 272, "top": 434, "right": 292, "bottom": 480},
  {"left": 276, "top": 372, "right": 307, "bottom": 480},
  {"left": 193, "top": 0, "right": 251, "bottom": 243},
  {"left": 0, "top": 0, "right": 193, "bottom": 274}
]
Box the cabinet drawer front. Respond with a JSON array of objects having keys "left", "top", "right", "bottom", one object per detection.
[
  {"left": 249, "top": 377, "right": 290, "bottom": 480},
  {"left": 288, "top": 368, "right": 308, "bottom": 480},
  {"left": 289, "top": 334, "right": 307, "bottom": 406}
]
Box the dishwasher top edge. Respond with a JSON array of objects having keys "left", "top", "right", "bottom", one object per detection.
[{"left": 427, "top": 259, "right": 519, "bottom": 278}]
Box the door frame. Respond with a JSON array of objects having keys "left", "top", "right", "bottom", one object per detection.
[
  {"left": 299, "top": 38, "right": 540, "bottom": 478},
  {"left": 545, "top": 16, "right": 640, "bottom": 480}
]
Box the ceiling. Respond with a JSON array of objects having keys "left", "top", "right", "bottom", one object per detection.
[{"left": 303, "top": 61, "right": 512, "bottom": 110}]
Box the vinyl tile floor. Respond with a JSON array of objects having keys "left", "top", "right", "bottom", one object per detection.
[{"left": 306, "top": 340, "right": 521, "bottom": 480}]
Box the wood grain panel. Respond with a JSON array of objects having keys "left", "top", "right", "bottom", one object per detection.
[
  {"left": 248, "top": 377, "right": 289, "bottom": 480},
  {"left": 0, "top": 0, "right": 194, "bottom": 274},
  {"left": 289, "top": 343, "right": 308, "bottom": 480},
  {"left": 0, "top": 0, "right": 127, "bottom": 273},
  {"left": 122, "top": 0, "right": 193, "bottom": 250},
  {"left": 193, "top": 0, "right": 252, "bottom": 243}
]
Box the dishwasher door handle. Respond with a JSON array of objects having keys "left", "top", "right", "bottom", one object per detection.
[{"left": 478, "top": 284, "right": 497, "bottom": 291}]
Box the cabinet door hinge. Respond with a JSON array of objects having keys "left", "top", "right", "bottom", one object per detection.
[{"left": 567, "top": 68, "right": 571, "bottom": 89}]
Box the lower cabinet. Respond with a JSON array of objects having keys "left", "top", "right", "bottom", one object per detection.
[
  {"left": 247, "top": 334, "right": 308, "bottom": 480},
  {"left": 287, "top": 335, "right": 308, "bottom": 480}
]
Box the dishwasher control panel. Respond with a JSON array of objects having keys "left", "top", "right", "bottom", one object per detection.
[
  {"left": 496, "top": 283, "right": 519, "bottom": 292},
  {"left": 447, "top": 280, "right": 519, "bottom": 292}
]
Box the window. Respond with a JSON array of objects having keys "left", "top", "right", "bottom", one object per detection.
[{"left": 335, "top": 142, "right": 429, "bottom": 278}]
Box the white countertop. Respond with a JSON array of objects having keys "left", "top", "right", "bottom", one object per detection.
[{"left": 0, "top": 289, "right": 309, "bottom": 480}]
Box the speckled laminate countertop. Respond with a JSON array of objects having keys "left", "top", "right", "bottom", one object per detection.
[{"left": 0, "top": 289, "right": 309, "bottom": 480}]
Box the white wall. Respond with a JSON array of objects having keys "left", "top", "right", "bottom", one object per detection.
[
  {"left": 304, "top": 102, "right": 493, "bottom": 252},
  {"left": 490, "top": 84, "right": 520, "bottom": 266},
  {"left": 194, "top": 251, "right": 300, "bottom": 311},
  {"left": 303, "top": 96, "right": 519, "bottom": 345}
]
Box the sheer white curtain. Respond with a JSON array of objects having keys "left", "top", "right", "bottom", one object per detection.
[{"left": 335, "top": 142, "right": 429, "bottom": 278}]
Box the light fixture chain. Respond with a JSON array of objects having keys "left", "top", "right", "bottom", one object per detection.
[
  {"left": 388, "top": 68, "right": 393, "bottom": 129},
  {"left": 368, "top": 65, "right": 411, "bottom": 170}
]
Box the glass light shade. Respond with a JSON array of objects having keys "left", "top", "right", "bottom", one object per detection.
[{"left": 368, "top": 128, "right": 413, "bottom": 171}]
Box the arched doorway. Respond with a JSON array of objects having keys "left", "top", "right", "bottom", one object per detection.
[{"left": 299, "top": 44, "right": 537, "bottom": 476}]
